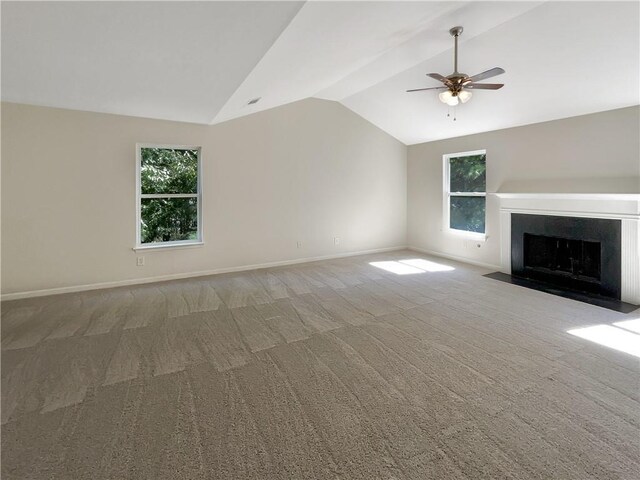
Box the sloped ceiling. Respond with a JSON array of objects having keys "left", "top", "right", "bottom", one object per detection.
[
  {"left": 1, "top": 1, "right": 304, "bottom": 124},
  {"left": 2, "top": 1, "right": 639, "bottom": 145}
]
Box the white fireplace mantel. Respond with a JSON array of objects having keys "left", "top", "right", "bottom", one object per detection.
[{"left": 497, "top": 193, "right": 640, "bottom": 304}]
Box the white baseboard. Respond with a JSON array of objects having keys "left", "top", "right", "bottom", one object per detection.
[
  {"left": 407, "top": 246, "right": 501, "bottom": 271},
  {"left": 1, "top": 246, "right": 408, "bottom": 301}
]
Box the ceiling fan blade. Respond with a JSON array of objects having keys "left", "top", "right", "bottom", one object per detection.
[
  {"left": 426, "top": 73, "right": 452, "bottom": 85},
  {"left": 406, "top": 86, "right": 447, "bottom": 93},
  {"left": 467, "top": 67, "right": 505, "bottom": 83},
  {"left": 466, "top": 83, "right": 504, "bottom": 90}
]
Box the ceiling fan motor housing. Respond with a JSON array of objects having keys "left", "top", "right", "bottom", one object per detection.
[{"left": 446, "top": 74, "right": 469, "bottom": 93}]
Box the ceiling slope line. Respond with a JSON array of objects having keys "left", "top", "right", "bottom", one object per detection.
[
  {"left": 209, "top": 2, "right": 466, "bottom": 125},
  {"left": 312, "top": 1, "right": 474, "bottom": 101},
  {"left": 325, "top": 0, "right": 545, "bottom": 103},
  {"left": 208, "top": 1, "right": 307, "bottom": 125}
]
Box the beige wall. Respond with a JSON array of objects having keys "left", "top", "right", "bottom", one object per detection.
[
  {"left": 5, "top": 100, "right": 637, "bottom": 295},
  {"left": 1, "top": 99, "right": 407, "bottom": 295},
  {"left": 408, "top": 106, "right": 640, "bottom": 267}
]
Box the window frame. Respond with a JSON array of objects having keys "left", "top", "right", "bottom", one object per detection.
[
  {"left": 442, "top": 149, "right": 487, "bottom": 240},
  {"left": 135, "top": 143, "right": 203, "bottom": 250}
]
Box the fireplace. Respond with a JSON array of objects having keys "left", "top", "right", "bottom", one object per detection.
[
  {"left": 493, "top": 193, "right": 639, "bottom": 311},
  {"left": 511, "top": 214, "right": 621, "bottom": 299}
]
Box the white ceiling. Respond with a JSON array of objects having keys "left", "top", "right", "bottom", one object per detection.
[
  {"left": 3, "top": 1, "right": 639, "bottom": 144},
  {"left": 342, "top": 1, "right": 640, "bottom": 144},
  {"left": 1, "top": 1, "right": 303, "bottom": 124}
]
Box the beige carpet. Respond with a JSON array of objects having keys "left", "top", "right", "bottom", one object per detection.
[{"left": 2, "top": 250, "right": 639, "bottom": 479}]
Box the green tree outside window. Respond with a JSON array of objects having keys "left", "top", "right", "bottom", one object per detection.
[
  {"left": 447, "top": 153, "right": 486, "bottom": 234},
  {"left": 139, "top": 147, "right": 200, "bottom": 244}
]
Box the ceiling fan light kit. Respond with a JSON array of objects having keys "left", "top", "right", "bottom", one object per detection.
[
  {"left": 439, "top": 89, "right": 472, "bottom": 106},
  {"left": 407, "top": 25, "right": 505, "bottom": 109}
]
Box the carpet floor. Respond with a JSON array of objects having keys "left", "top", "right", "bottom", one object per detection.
[{"left": 2, "top": 250, "right": 639, "bottom": 479}]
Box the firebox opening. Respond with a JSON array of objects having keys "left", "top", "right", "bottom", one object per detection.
[{"left": 523, "top": 233, "right": 601, "bottom": 284}]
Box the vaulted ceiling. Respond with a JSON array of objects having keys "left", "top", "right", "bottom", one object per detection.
[{"left": 3, "top": 1, "right": 639, "bottom": 145}]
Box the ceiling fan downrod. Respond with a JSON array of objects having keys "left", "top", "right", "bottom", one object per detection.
[{"left": 450, "top": 26, "right": 463, "bottom": 75}]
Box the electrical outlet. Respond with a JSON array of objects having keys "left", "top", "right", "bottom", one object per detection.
[
  {"left": 136, "top": 256, "right": 145, "bottom": 266},
  {"left": 334, "top": 236, "right": 340, "bottom": 246},
  {"left": 464, "top": 240, "right": 482, "bottom": 249},
  {"left": 296, "top": 241, "right": 302, "bottom": 249}
]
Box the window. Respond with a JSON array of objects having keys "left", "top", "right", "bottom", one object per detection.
[
  {"left": 136, "top": 145, "right": 202, "bottom": 248},
  {"left": 443, "top": 150, "right": 486, "bottom": 237}
]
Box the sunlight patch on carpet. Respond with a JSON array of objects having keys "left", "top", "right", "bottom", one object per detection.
[
  {"left": 370, "top": 259, "right": 455, "bottom": 275},
  {"left": 568, "top": 324, "right": 640, "bottom": 358}
]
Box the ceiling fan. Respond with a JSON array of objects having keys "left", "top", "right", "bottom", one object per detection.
[{"left": 407, "top": 26, "right": 504, "bottom": 106}]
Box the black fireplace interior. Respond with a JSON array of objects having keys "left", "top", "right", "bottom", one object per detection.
[
  {"left": 523, "top": 234, "right": 601, "bottom": 284},
  {"left": 511, "top": 214, "right": 621, "bottom": 299}
]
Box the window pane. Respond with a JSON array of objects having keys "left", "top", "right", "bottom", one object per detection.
[
  {"left": 141, "top": 197, "right": 198, "bottom": 243},
  {"left": 450, "top": 196, "right": 485, "bottom": 233},
  {"left": 141, "top": 148, "right": 198, "bottom": 194},
  {"left": 449, "top": 154, "right": 485, "bottom": 192}
]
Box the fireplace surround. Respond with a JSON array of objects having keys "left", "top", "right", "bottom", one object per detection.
[
  {"left": 496, "top": 193, "right": 640, "bottom": 308},
  {"left": 511, "top": 214, "right": 621, "bottom": 299}
]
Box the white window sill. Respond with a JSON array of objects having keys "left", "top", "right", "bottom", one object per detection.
[
  {"left": 133, "top": 241, "right": 204, "bottom": 252},
  {"left": 445, "top": 228, "right": 487, "bottom": 242}
]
